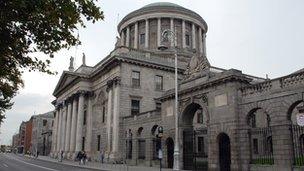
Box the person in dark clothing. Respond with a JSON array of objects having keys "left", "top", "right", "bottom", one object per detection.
[
  {"left": 77, "top": 151, "right": 83, "bottom": 165},
  {"left": 82, "top": 151, "right": 87, "bottom": 165}
]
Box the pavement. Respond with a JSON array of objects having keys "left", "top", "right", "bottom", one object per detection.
[{"left": 0, "top": 153, "right": 174, "bottom": 171}]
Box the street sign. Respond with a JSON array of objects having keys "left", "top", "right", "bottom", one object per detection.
[
  {"left": 158, "top": 149, "right": 163, "bottom": 159},
  {"left": 297, "top": 113, "right": 304, "bottom": 126}
]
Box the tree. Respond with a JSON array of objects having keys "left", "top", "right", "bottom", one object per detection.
[{"left": 0, "top": 0, "right": 104, "bottom": 123}]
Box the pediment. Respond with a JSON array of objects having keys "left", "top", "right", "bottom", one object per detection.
[{"left": 53, "top": 72, "right": 79, "bottom": 96}]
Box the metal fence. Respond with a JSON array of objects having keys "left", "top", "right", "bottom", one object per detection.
[
  {"left": 249, "top": 127, "right": 274, "bottom": 165},
  {"left": 291, "top": 124, "right": 304, "bottom": 166}
]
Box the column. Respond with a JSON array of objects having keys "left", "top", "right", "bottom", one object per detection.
[
  {"left": 85, "top": 94, "right": 93, "bottom": 157},
  {"left": 75, "top": 92, "right": 85, "bottom": 153},
  {"left": 69, "top": 97, "right": 78, "bottom": 157},
  {"left": 61, "top": 104, "right": 67, "bottom": 152},
  {"left": 120, "top": 30, "right": 125, "bottom": 46},
  {"left": 203, "top": 33, "right": 207, "bottom": 57},
  {"left": 145, "top": 19, "right": 149, "bottom": 48},
  {"left": 170, "top": 18, "right": 174, "bottom": 47},
  {"left": 126, "top": 26, "right": 130, "bottom": 47},
  {"left": 157, "top": 18, "right": 161, "bottom": 47},
  {"left": 64, "top": 100, "right": 72, "bottom": 156},
  {"left": 106, "top": 83, "right": 113, "bottom": 156},
  {"left": 134, "top": 22, "right": 138, "bottom": 49},
  {"left": 192, "top": 23, "right": 196, "bottom": 50},
  {"left": 112, "top": 79, "right": 120, "bottom": 157},
  {"left": 51, "top": 110, "right": 58, "bottom": 157},
  {"left": 182, "top": 20, "right": 186, "bottom": 48},
  {"left": 56, "top": 107, "right": 62, "bottom": 152},
  {"left": 198, "top": 27, "right": 203, "bottom": 54}
]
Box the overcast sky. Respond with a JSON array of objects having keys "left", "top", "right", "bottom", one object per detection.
[{"left": 1, "top": 0, "right": 304, "bottom": 145}]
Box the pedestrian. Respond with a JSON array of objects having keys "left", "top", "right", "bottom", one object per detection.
[
  {"left": 100, "top": 149, "right": 104, "bottom": 164},
  {"left": 82, "top": 151, "right": 87, "bottom": 165},
  {"left": 59, "top": 150, "right": 63, "bottom": 162},
  {"left": 77, "top": 151, "right": 83, "bottom": 165},
  {"left": 36, "top": 151, "right": 39, "bottom": 159}
]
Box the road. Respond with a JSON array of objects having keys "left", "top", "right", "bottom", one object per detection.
[{"left": 0, "top": 153, "right": 101, "bottom": 171}]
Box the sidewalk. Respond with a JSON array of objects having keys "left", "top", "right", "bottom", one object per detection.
[{"left": 37, "top": 155, "right": 174, "bottom": 171}]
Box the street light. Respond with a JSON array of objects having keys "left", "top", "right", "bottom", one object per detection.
[{"left": 158, "top": 29, "right": 180, "bottom": 170}]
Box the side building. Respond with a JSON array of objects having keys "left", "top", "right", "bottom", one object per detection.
[{"left": 31, "top": 111, "right": 54, "bottom": 156}]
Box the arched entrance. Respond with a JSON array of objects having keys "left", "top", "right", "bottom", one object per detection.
[
  {"left": 218, "top": 133, "right": 231, "bottom": 171},
  {"left": 166, "top": 138, "right": 174, "bottom": 168},
  {"left": 181, "top": 102, "right": 208, "bottom": 170}
]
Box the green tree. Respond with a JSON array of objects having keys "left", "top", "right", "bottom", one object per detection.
[{"left": 0, "top": 0, "right": 104, "bottom": 123}]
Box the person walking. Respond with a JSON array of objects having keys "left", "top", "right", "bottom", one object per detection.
[
  {"left": 77, "top": 151, "right": 83, "bottom": 165},
  {"left": 82, "top": 151, "right": 87, "bottom": 165},
  {"left": 100, "top": 149, "right": 104, "bottom": 164}
]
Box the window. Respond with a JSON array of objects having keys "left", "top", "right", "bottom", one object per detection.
[
  {"left": 140, "top": 33, "right": 145, "bottom": 45},
  {"left": 102, "top": 105, "right": 106, "bottom": 123},
  {"left": 155, "top": 75, "right": 163, "bottom": 91},
  {"left": 51, "top": 121, "right": 54, "bottom": 127},
  {"left": 126, "top": 139, "right": 132, "bottom": 159},
  {"left": 156, "top": 102, "right": 161, "bottom": 112},
  {"left": 131, "top": 100, "right": 140, "bottom": 115},
  {"left": 83, "top": 110, "right": 87, "bottom": 125},
  {"left": 250, "top": 114, "right": 256, "bottom": 128},
  {"left": 132, "top": 71, "right": 140, "bottom": 88},
  {"left": 43, "top": 120, "right": 47, "bottom": 126},
  {"left": 97, "top": 135, "right": 101, "bottom": 151},
  {"left": 253, "top": 138, "right": 258, "bottom": 154},
  {"left": 82, "top": 137, "right": 85, "bottom": 151},
  {"left": 138, "top": 139, "right": 146, "bottom": 159},
  {"left": 197, "top": 109, "right": 203, "bottom": 124},
  {"left": 198, "top": 137, "right": 205, "bottom": 155},
  {"left": 185, "top": 34, "right": 190, "bottom": 46}
]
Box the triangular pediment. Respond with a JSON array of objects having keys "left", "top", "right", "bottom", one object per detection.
[{"left": 53, "top": 71, "right": 79, "bottom": 96}]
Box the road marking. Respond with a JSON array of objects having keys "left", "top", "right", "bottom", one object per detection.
[
  {"left": 3, "top": 163, "right": 8, "bottom": 167},
  {"left": 7, "top": 156, "right": 59, "bottom": 171}
]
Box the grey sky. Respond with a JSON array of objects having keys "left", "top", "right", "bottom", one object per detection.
[{"left": 1, "top": 0, "right": 303, "bottom": 145}]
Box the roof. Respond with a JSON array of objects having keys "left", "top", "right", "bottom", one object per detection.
[{"left": 143, "top": 2, "right": 182, "bottom": 8}]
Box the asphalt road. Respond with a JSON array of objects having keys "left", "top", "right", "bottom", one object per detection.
[{"left": 0, "top": 153, "right": 101, "bottom": 171}]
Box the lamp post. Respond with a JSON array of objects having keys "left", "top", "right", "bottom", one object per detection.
[{"left": 158, "top": 29, "right": 180, "bottom": 170}]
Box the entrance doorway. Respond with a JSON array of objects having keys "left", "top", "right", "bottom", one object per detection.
[
  {"left": 181, "top": 103, "right": 208, "bottom": 170},
  {"left": 218, "top": 133, "right": 231, "bottom": 171},
  {"left": 166, "top": 138, "right": 174, "bottom": 168}
]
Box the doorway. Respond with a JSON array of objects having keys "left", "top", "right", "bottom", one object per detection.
[
  {"left": 218, "top": 133, "right": 231, "bottom": 171},
  {"left": 166, "top": 138, "right": 174, "bottom": 168}
]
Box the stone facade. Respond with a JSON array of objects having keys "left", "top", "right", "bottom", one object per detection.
[
  {"left": 50, "top": 2, "right": 304, "bottom": 171},
  {"left": 31, "top": 111, "right": 54, "bottom": 156}
]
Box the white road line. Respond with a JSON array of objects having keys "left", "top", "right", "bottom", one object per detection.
[
  {"left": 3, "top": 163, "right": 8, "bottom": 167},
  {"left": 8, "top": 156, "right": 59, "bottom": 171}
]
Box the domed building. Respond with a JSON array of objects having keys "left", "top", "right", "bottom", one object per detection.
[{"left": 50, "top": 2, "right": 304, "bottom": 171}]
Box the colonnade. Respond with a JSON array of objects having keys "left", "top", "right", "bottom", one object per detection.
[
  {"left": 120, "top": 17, "right": 207, "bottom": 56},
  {"left": 51, "top": 77, "right": 121, "bottom": 160},
  {"left": 51, "top": 90, "right": 93, "bottom": 159}
]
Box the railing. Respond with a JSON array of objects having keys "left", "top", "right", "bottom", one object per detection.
[
  {"left": 249, "top": 127, "right": 274, "bottom": 165},
  {"left": 291, "top": 125, "right": 304, "bottom": 166}
]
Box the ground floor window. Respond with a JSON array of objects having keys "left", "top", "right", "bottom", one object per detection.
[{"left": 138, "top": 139, "right": 146, "bottom": 159}]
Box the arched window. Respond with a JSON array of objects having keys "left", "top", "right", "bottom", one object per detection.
[{"left": 137, "top": 127, "right": 145, "bottom": 159}]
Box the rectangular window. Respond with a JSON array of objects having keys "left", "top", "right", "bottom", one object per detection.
[
  {"left": 102, "top": 105, "right": 105, "bottom": 123},
  {"left": 97, "top": 135, "right": 101, "bottom": 151},
  {"left": 155, "top": 75, "right": 163, "bottom": 91},
  {"left": 198, "top": 137, "right": 204, "bottom": 155},
  {"left": 253, "top": 138, "right": 258, "bottom": 154},
  {"left": 131, "top": 100, "right": 140, "bottom": 115},
  {"left": 132, "top": 71, "right": 140, "bottom": 88},
  {"left": 140, "top": 33, "right": 145, "bottom": 45},
  {"left": 156, "top": 102, "right": 161, "bottom": 112},
  {"left": 197, "top": 109, "right": 203, "bottom": 124},
  {"left": 83, "top": 110, "right": 87, "bottom": 125},
  {"left": 82, "top": 137, "right": 85, "bottom": 151},
  {"left": 185, "top": 34, "right": 190, "bottom": 46},
  {"left": 43, "top": 120, "right": 47, "bottom": 126},
  {"left": 138, "top": 139, "right": 146, "bottom": 159},
  {"left": 126, "top": 139, "right": 132, "bottom": 159}
]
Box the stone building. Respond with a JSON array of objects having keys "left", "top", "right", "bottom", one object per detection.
[
  {"left": 50, "top": 2, "right": 304, "bottom": 171},
  {"left": 31, "top": 111, "right": 54, "bottom": 156},
  {"left": 17, "top": 121, "right": 26, "bottom": 153}
]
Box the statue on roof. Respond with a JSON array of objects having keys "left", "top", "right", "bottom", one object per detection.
[
  {"left": 82, "top": 52, "right": 86, "bottom": 66},
  {"left": 69, "top": 56, "right": 74, "bottom": 72}
]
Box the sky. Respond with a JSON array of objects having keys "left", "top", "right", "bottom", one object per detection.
[{"left": 1, "top": 0, "right": 304, "bottom": 145}]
